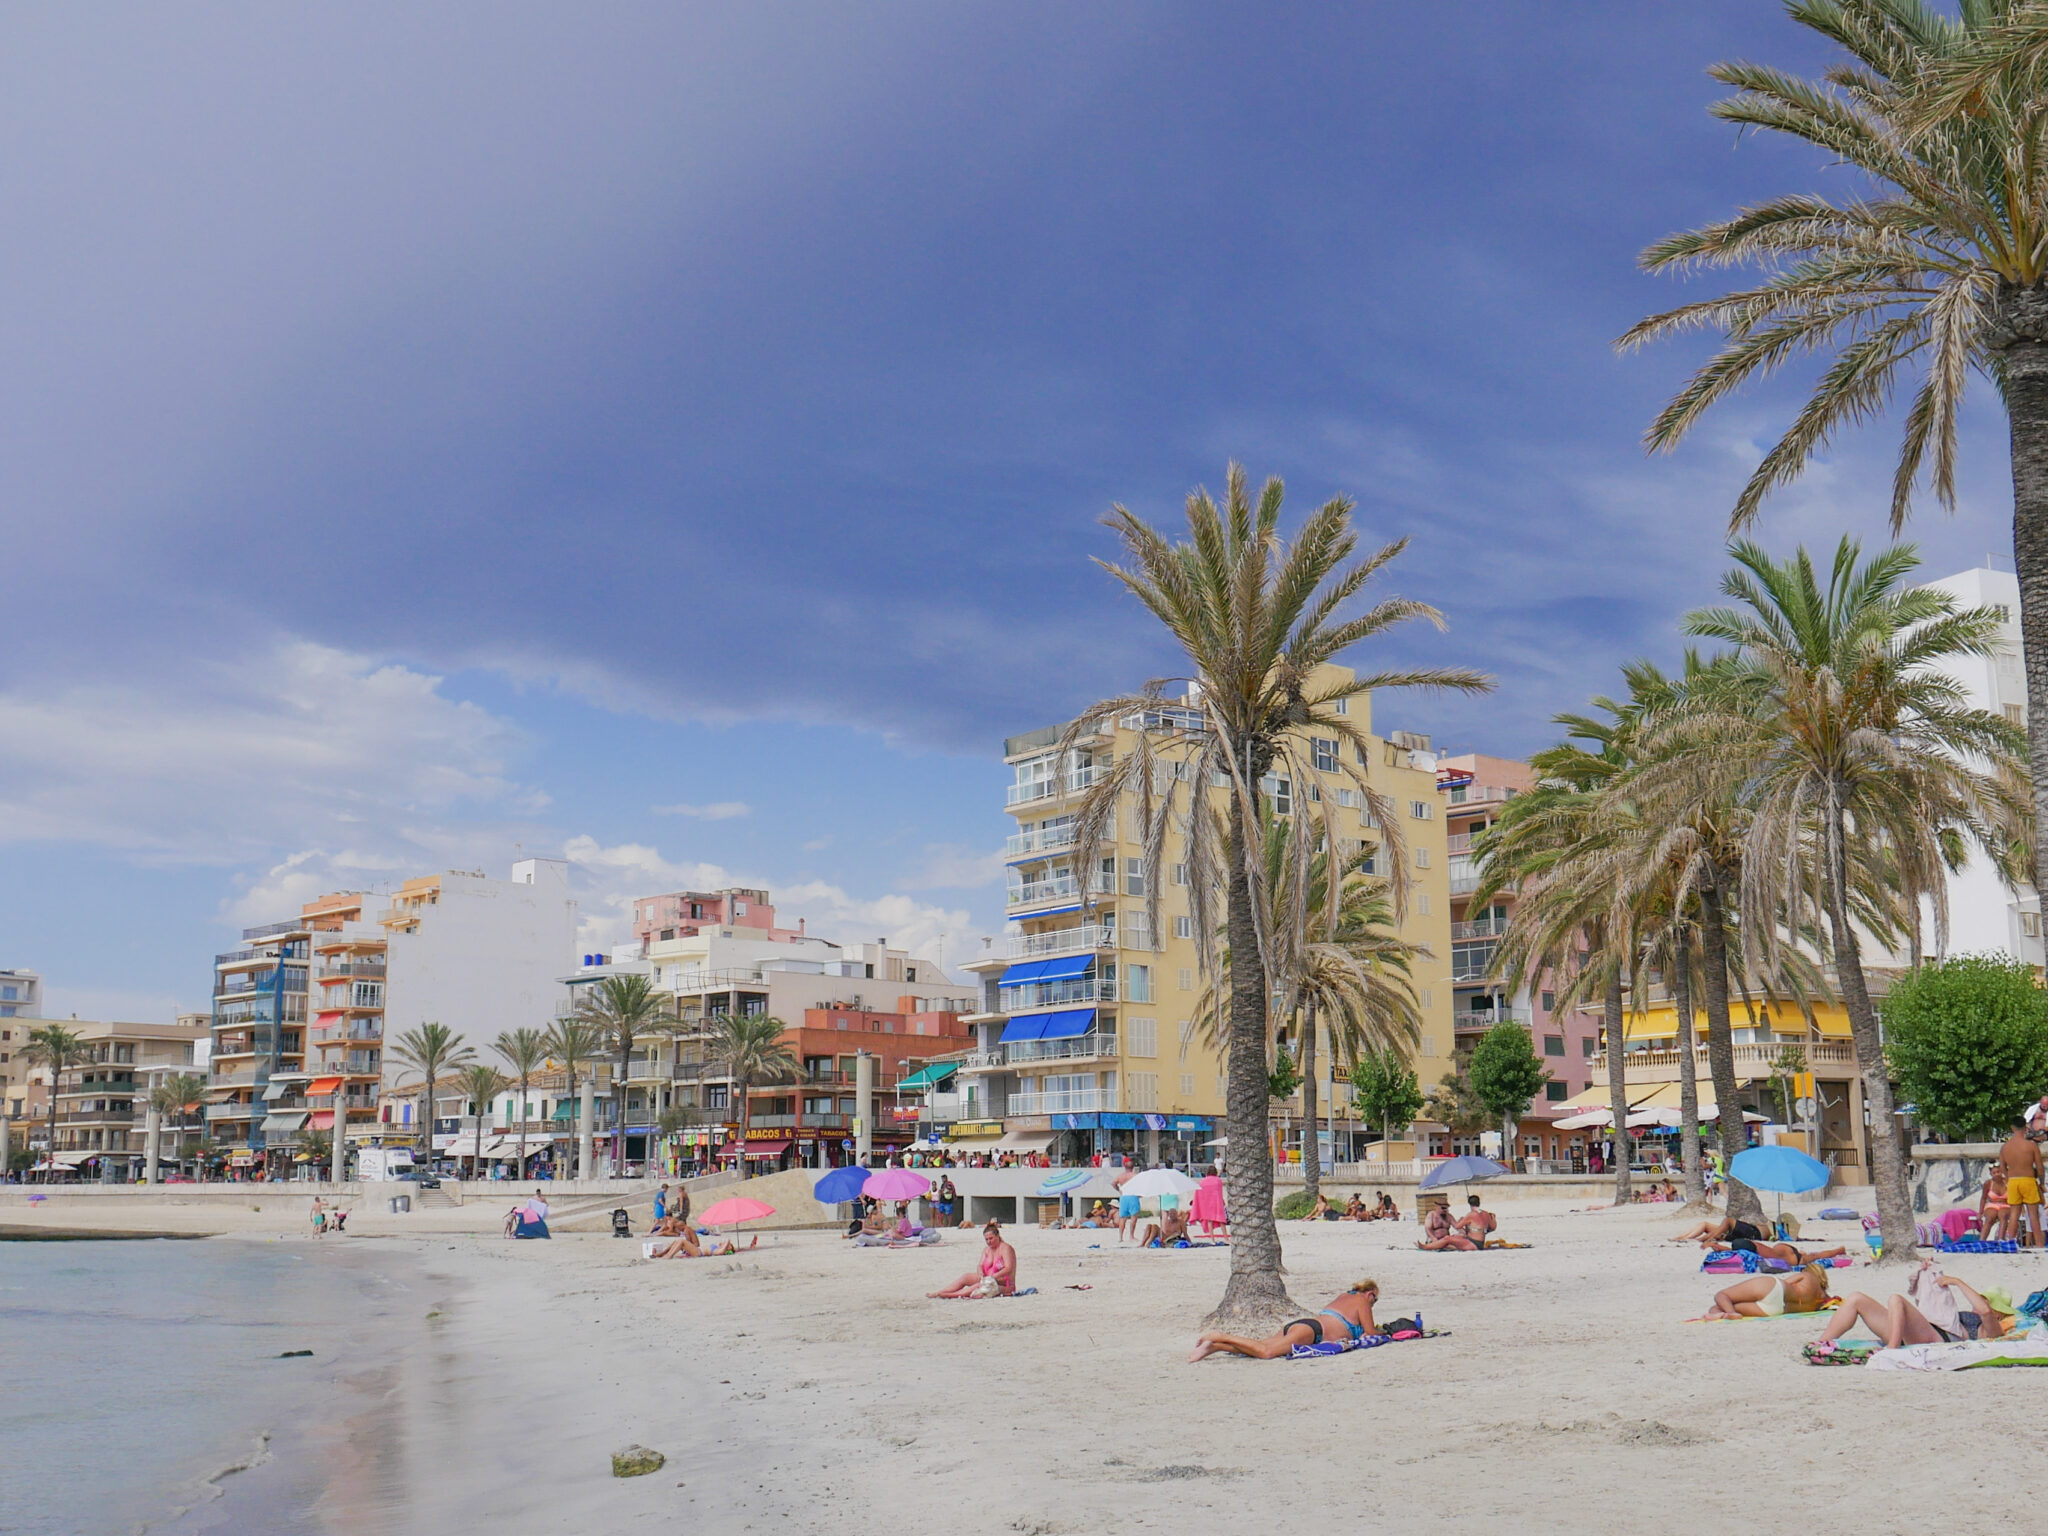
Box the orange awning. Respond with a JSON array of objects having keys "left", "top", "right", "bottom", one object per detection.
[{"left": 306, "top": 1077, "right": 344, "bottom": 1097}]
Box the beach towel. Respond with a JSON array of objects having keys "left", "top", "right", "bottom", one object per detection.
[
  {"left": 1803, "top": 1339, "right": 1882, "bottom": 1367},
  {"left": 1289, "top": 1328, "right": 1447, "bottom": 1360},
  {"left": 1702, "top": 1252, "right": 1853, "bottom": 1274},
  {"left": 1686, "top": 1298, "right": 1841, "bottom": 1322},
  {"left": 1865, "top": 1340, "right": 2048, "bottom": 1372},
  {"left": 1939, "top": 1208, "right": 1978, "bottom": 1244},
  {"left": 1935, "top": 1238, "right": 2020, "bottom": 1254}
]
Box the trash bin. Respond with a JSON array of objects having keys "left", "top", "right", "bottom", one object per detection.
[{"left": 389, "top": 1194, "right": 411, "bottom": 1214}]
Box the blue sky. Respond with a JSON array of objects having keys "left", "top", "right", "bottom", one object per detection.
[{"left": 0, "top": 4, "right": 2015, "bottom": 1019}]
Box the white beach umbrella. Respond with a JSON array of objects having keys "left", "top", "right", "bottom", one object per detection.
[{"left": 1120, "top": 1168, "right": 1199, "bottom": 1199}]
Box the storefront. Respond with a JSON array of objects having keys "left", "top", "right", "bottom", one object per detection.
[{"left": 1048, "top": 1112, "right": 1215, "bottom": 1165}]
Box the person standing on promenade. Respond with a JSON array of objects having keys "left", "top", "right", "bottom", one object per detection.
[{"left": 1996, "top": 1123, "right": 2042, "bottom": 1248}]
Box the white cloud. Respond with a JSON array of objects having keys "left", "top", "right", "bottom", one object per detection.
[
  {"left": 899, "top": 843, "right": 1004, "bottom": 890},
  {"left": 802, "top": 835, "right": 834, "bottom": 852},
  {"left": 651, "top": 801, "right": 751, "bottom": 820}
]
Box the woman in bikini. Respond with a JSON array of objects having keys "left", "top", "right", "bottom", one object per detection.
[
  {"left": 1188, "top": 1280, "right": 1383, "bottom": 1362},
  {"left": 928, "top": 1221, "right": 1017, "bottom": 1298},
  {"left": 1705, "top": 1236, "right": 1847, "bottom": 1264},
  {"left": 1699, "top": 1260, "right": 1831, "bottom": 1319},
  {"left": 1981, "top": 1166, "right": 2011, "bottom": 1242},
  {"left": 1813, "top": 1272, "right": 2017, "bottom": 1348}
]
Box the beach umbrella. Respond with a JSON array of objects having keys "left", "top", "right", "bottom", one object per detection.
[
  {"left": 1036, "top": 1168, "right": 1091, "bottom": 1195},
  {"left": 1728, "top": 1145, "right": 1829, "bottom": 1193},
  {"left": 1418, "top": 1155, "right": 1507, "bottom": 1191},
  {"left": 862, "top": 1168, "right": 931, "bottom": 1202},
  {"left": 1119, "top": 1168, "right": 1199, "bottom": 1200},
  {"left": 812, "top": 1166, "right": 869, "bottom": 1204},
  {"left": 699, "top": 1196, "right": 776, "bottom": 1231}
]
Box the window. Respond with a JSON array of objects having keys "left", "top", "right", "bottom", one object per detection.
[
  {"left": 1995, "top": 603, "right": 2013, "bottom": 621},
  {"left": 1126, "top": 1017, "right": 1157, "bottom": 1057},
  {"left": 1544, "top": 1081, "right": 1568, "bottom": 1102},
  {"left": 1312, "top": 738, "right": 1338, "bottom": 773},
  {"left": 1174, "top": 915, "right": 1193, "bottom": 940},
  {"left": 1124, "top": 858, "right": 1146, "bottom": 896},
  {"left": 1409, "top": 800, "right": 1432, "bottom": 820},
  {"left": 1266, "top": 777, "right": 1293, "bottom": 816},
  {"left": 1541, "top": 991, "right": 1556, "bottom": 1011},
  {"left": 1171, "top": 862, "right": 1188, "bottom": 887},
  {"left": 1417, "top": 894, "right": 1431, "bottom": 915},
  {"left": 1419, "top": 988, "right": 1433, "bottom": 1008},
  {"left": 1180, "top": 1073, "right": 1196, "bottom": 1097},
  {"left": 2023, "top": 911, "right": 2042, "bottom": 937},
  {"left": 1127, "top": 1073, "right": 1158, "bottom": 1111},
  {"left": 1581, "top": 1036, "right": 1598, "bottom": 1057},
  {"left": 1414, "top": 848, "right": 1431, "bottom": 869},
  {"left": 1543, "top": 1035, "right": 1566, "bottom": 1057},
  {"left": 705, "top": 1085, "right": 729, "bottom": 1109},
  {"left": 733, "top": 901, "right": 748, "bottom": 915},
  {"left": 2007, "top": 702, "right": 2026, "bottom": 726},
  {"left": 1126, "top": 965, "right": 1153, "bottom": 1002},
  {"left": 1420, "top": 1035, "right": 1436, "bottom": 1057},
  {"left": 1178, "top": 967, "right": 1194, "bottom": 992},
  {"left": 907, "top": 968, "right": 918, "bottom": 982},
  {"left": 1177, "top": 1020, "right": 1195, "bottom": 1058},
  {"left": 690, "top": 902, "right": 704, "bottom": 920},
  {"left": 1333, "top": 787, "right": 1360, "bottom": 809},
  {"left": 1331, "top": 698, "right": 1348, "bottom": 715}
]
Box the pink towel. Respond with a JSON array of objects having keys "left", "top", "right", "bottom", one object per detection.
[{"left": 1939, "top": 1208, "right": 1978, "bottom": 1243}]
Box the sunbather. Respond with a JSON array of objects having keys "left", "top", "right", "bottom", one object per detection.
[
  {"left": 1705, "top": 1237, "right": 1847, "bottom": 1264},
  {"left": 1671, "top": 1214, "right": 1768, "bottom": 1247},
  {"left": 928, "top": 1221, "right": 1017, "bottom": 1298},
  {"left": 1417, "top": 1194, "right": 1496, "bottom": 1251},
  {"left": 1188, "top": 1279, "right": 1383, "bottom": 1362},
  {"left": 1306, "top": 1193, "right": 1332, "bottom": 1221},
  {"left": 1141, "top": 1210, "right": 1192, "bottom": 1247},
  {"left": 1341, "top": 1194, "right": 1367, "bottom": 1221},
  {"left": 648, "top": 1215, "right": 705, "bottom": 1259},
  {"left": 1376, "top": 1191, "right": 1398, "bottom": 1220},
  {"left": 1418, "top": 1200, "right": 1453, "bottom": 1244},
  {"left": 1698, "top": 1260, "right": 1831, "bottom": 1319},
  {"left": 1813, "top": 1271, "right": 2016, "bottom": 1348}
]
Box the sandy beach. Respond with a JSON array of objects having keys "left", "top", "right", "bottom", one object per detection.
[{"left": 16, "top": 1191, "right": 2047, "bottom": 1536}]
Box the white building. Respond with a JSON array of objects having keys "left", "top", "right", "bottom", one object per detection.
[
  {"left": 0, "top": 968, "right": 43, "bottom": 1020},
  {"left": 1912, "top": 563, "right": 2043, "bottom": 969},
  {"left": 380, "top": 858, "right": 581, "bottom": 1065}
]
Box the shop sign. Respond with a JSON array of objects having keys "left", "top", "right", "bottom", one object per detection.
[
  {"left": 745, "top": 1127, "right": 786, "bottom": 1140},
  {"left": 948, "top": 1120, "right": 1003, "bottom": 1139}
]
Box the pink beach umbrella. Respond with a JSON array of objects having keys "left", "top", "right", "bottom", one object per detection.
[
  {"left": 861, "top": 1169, "right": 931, "bottom": 1203},
  {"left": 698, "top": 1196, "right": 776, "bottom": 1232}
]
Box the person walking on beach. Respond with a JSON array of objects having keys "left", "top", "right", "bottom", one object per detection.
[
  {"left": 933, "top": 1175, "right": 957, "bottom": 1226},
  {"left": 653, "top": 1184, "right": 670, "bottom": 1222},
  {"left": 1113, "top": 1156, "right": 1141, "bottom": 1245},
  {"left": 1997, "top": 1123, "right": 2043, "bottom": 1248}
]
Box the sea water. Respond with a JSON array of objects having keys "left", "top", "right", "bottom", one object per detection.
[{"left": 0, "top": 1238, "right": 410, "bottom": 1536}]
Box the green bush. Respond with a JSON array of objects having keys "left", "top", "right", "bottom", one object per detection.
[
  {"left": 1883, "top": 954, "right": 2048, "bottom": 1143},
  {"left": 1274, "top": 1190, "right": 1319, "bottom": 1219}
]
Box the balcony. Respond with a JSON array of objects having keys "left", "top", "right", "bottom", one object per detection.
[
  {"left": 316, "top": 961, "right": 386, "bottom": 981},
  {"left": 1444, "top": 783, "right": 1516, "bottom": 809},
  {"left": 1589, "top": 1040, "right": 1859, "bottom": 1079},
  {"left": 959, "top": 1051, "right": 1008, "bottom": 1072},
  {"left": 1450, "top": 942, "right": 1500, "bottom": 984},
  {"left": 1451, "top": 916, "right": 1508, "bottom": 940},
  {"left": 1006, "top": 924, "right": 1116, "bottom": 960},
  {"left": 1006, "top": 875, "right": 1114, "bottom": 913},
  {"left": 1004, "top": 825, "right": 1080, "bottom": 859},
  {"left": 314, "top": 990, "right": 382, "bottom": 1012},
  {"left": 241, "top": 919, "right": 304, "bottom": 941},
  {"left": 1004, "top": 766, "right": 1104, "bottom": 808},
  {"left": 1005, "top": 1032, "right": 1118, "bottom": 1065},
  {"left": 999, "top": 975, "right": 1118, "bottom": 1012},
  {"left": 311, "top": 1026, "right": 382, "bottom": 1046},
  {"left": 205, "top": 1103, "right": 255, "bottom": 1121},
  {"left": 214, "top": 975, "right": 273, "bottom": 998},
  {"left": 1454, "top": 1011, "right": 1508, "bottom": 1033},
  {"left": 1445, "top": 831, "right": 1475, "bottom": 856},
  {"left": 1006, "top": 1088, "right": 1118, "bottom": 1116},
  {"left": 1447, "top": 857, "right": 1479, "bottom": 896}
]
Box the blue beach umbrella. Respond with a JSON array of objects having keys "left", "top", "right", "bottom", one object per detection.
[
  {"left": 1419, "top": 1155, "right": 1507, "bottom": 1191},
  {"left": 812, "top": 1165, "right": 870, "bottom": 1205},
  {"left": 1728, "top": 1145, "right": 1829, "bottom": 1193},
  {"left": 1036, "top": 1169, "right": 1091, "bottom": 1196}
]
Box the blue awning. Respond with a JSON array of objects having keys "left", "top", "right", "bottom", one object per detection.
[
  {"left": 999, "top": 1016, "right": 1050, "bottom": 1043},
  {"left": 1034, "top": 1008, "right": 1095, "bottom": 1040},
  {"left": 999, "top": 955, "right": 1094, "bottom": 987}
]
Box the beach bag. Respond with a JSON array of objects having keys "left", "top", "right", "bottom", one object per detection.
[{"left": 972, "top": 1276, "right": 1004, "bottom": 1298}]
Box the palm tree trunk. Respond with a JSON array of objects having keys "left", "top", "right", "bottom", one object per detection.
[
  {"left": 1697, "top": 881, "right": 1765, "bottom": 1225},
  {"left": 45, "top": 1064, "right": 61, "bottom": 1180},
  {"left": 737, "top": 1072, "right": 751, "bottom": 1181},
  {"left": 424, "top": 1070, "right": 436, "bottom": 1173},
  {"left": 1822, "top": 788, "right": 1916, "bottom": 1262},
  {"left": 615, "top": 1045, "right": 631, "bottom": 1178},
  {"left": 1672, "top": 928, "right": 1706, "bottom": 1206},
  {"left": 1602, "top": 966, "right": 1631, "bottom": 1205},
  {"left": 1300, "top": 997, "right": 1320, "bottom": 1204},
  {"left": 516, "top": 1072, "right": 529, "bottom": 1181},
  {"left": 1209, "top": 790, "right": 1297, "bottom": 1327},
  {"left": 1994, "top": 285, "right": 2048, "bottom": 904}
]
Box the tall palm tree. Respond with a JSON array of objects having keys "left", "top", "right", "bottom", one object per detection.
[
  {"left": 1622, "top": 0, "right": 2048, "bottom": 897},
  {"left": 1197, "top": 812, "right": 1425, "bottom": 1204},
  {"left": 151, "top": 1071, "right": 210, "bottom": 1177},
  {"left": 492, "top": 1026, "right": 550, "bottom": 1180},
  {"left": 454, "top": 1063, "right": 509, "bottom": 1177},
  {"left": 543, "top": 1015, "right": 604, "bottom": 1178},
  {"left": 1674, "top": 537, "right": 2027, "bottom": 1258},
  {"left": 1063, "top": 463, "right": 1488, "bottom": 1326},
  {"left": 707, "top": 1014, "right": 795, "bottom": 1175},
  {"left": 23, "top": 1024, "right": 89, "bottom": 1178},
  {"left": 389, "top": 1023, "right": 474, "bottom": 1170},
  {"left": 571, "top": 975, "right": 675, "bottom": 1177}
]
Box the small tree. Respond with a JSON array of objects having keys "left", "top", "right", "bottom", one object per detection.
[
  {"left": 1883, "top": 955, "right": 2048, "bottom": 1144},
  {"left": 1349, "top": 1049, "right": 1424, "bottom": 1144},
  {"left": 1424, "top": 1057, "right": 1492, "bottom": 1139},
  {"left": 454, "top": 1064, "right": 509, "bottom": 1177},
  {"left": 1265, "top": 1051, "right": 1302, "bottom": 1103},
  {"left": 1468, "top": 1022, "right": 1549, "bottom": 1165}
]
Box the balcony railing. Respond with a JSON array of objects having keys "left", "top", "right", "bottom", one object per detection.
[
  {"left": 1451, "top": 916, "right": 1508, "bottom": 940},
  {"left": 1000, "top": 976, "right": 1118, "bottom": 1012},
  {"left": 316, "top": 961, "right": 386, "bottom": 980},
  {"left": 1450, "top": 942, "right": 1500, "bottom": 983},
  {"left": 1006, "top": 1088, "right": 1117, "bottom": 1116},
  {"left": 1004, "top": 825, "right": 1080, "bottom": 859},
  {"left": 1454, "top": 1011, "right": 1509, "bottom": 1032},
  {"left": 241, "top": 919, "right": 304, "bottom": 941},
  {"left": 1446, "top": 831, "right": 1475, "bottom": 856},
  {"left": 1589, "top": 1040, "right": 1859, "bottom": 1077},
  {"left": 1005, "top": 1032, "right": 1117, "bottom": 1065},
  {"left": 1006, "top": 924, "right": 1116, "bottom": 959},
  {"left": 1448, "top": 857, "right": 1480, "bottom": 895},
  {"left": 1006, "top": 875, "right": 1114, "bottom": 911},
  {"left": 1445, "top": 783, "right": 1516, "bottom": 808},
  {"left": 1004, "top": 766, "right": 1104, "bottom": 808},
  {"left": 959, "top": 1051, "right": 1008, "bottom": 1072}
]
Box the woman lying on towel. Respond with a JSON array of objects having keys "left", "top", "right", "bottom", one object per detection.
[
  {"left": 1812, "top": 1267, "right": 2017, "bottom": 1348},
  {"left": 1671, "top": 1215, "right": 1769, "bottom": 1247},
  {"left": 928, "top": 1221, "right": 1017, "bottom": 1297},
  {"left": 1188, "top": 1280, "right": 1382, "bottom": 1362},
  {"left": 1705, "top": 1236, "right": 1847, "bottom": 1265},
  {"left": 648, "top": 1215, "right": 705, "bottom": 1258},
  {"left": 1699, "top": 1260, "right": 1831, "bottom": 1319}
]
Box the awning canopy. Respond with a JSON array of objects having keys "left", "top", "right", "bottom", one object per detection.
[
  {"left": 995, "top": 1130, "right": 1058, "bottom": 1152},
  {"left": 307, "top": 1077, "right": 344, "bottom": 1098},
  {"left": 998, "top": 955, "right": 1095, "bottom": 986},
  {"left": 742, "top": 1139, "right": 792, "bottom": 1158},
  {"left": 261, "top": 1081, "right": 293, "bottom": 1103},
  {"left": 262, "top": 1110, "right": 309, "bottom": 1133},
  {"left": 898, "top": 1062, "right": 959, "bottom": 1092},
  {"left": 999, "top": 1007, "right": 1096, "bottom": 1043},
  {"left": 308, "top": 1110, "right": 335, "bottom": 1131},
  {"left": 551, "top": 1101, "right": 580, "bottom": 1122}
]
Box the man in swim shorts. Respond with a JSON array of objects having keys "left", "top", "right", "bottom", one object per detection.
[{"left": 1998, "top": 1122, "right": 2043, "bottom": 1248}]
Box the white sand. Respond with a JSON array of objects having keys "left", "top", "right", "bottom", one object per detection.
[{"left": 18, "top": 1194, "right": 2048, "bottom": 1532}]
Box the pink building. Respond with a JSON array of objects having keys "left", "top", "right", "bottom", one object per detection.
[{"left": 632, "top": 887, "right": 808, "bottom": 948}]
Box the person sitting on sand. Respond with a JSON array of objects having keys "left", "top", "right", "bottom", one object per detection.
[
  {"left": 1306, "top": 1193, "right": 1332, "bottom": 1221},
  {"left": 1342, "top": 1194, "right": 1367, "bottom": 1221},
  {"left": 1188, "top": 1280, "right": 1384, "bottom": 1362},
  {"left": 649, "top": 1215, "right": 705, "bottom": 1259},
  {"left": 1980, "top": 1165, "right": 2011, "bottom": 1243},
  {"left": 1418, "top": 1199, "right": 1453, "bottom": 1244},
  {"left": 1377, "top": 1191, "right": 1398, "bottom": 1220},
  {"left": 1671, "top": 1214, "right": 1768, "bottom": 1248},
  {"left": 1417, "top": 1193, "right": 1496, "bottom": 1251},
  {"left": 1139, "top": 1208, "right": 1192, "bottom": 1247},
  {"left": 1812, "top": 1270, "right": 2016, "bottom": 1348},
  {"left": 1698, "top": 1260, "right": 1831, "bottom": 1319},
  {"left": 929, "top": 1221, "right": 1017, "bottom": 1298}
]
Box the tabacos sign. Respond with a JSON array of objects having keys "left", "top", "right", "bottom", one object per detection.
[{"left": 744, "top": 1127, "right": 786, "bottom": 1140}]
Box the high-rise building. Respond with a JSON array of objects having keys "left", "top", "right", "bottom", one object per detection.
[
  {"left": 38, "top": 1017, "right": 209, "bottom": 1179},
  {"left": 961, "top": 664, "right": 1454, "bottom": 1166},
  {"left": 208, "top": 919, "right": 313, "bottom": 1173},
  {"left": 0, "top": 968, "right": 42, "bottom": 1122},
  {"left": 302, "top": 892, "right": 388, "bottom": 1152}
]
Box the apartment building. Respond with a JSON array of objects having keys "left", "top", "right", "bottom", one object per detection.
[
  {"left": 0, "top": 968, "right": 41, "bottom": 1123},
  {"left": 208, "top": 918, "right": 312, "bottom": 1172},
  {"left": 961, "top": 664, "right": 1455, "bottom": 1167},
  {"left": 40, "top": 1017, "right": 209, "bottom": 1179},
  {"left": 302, "top": 892, "right": 388, "bottom": 1151}
]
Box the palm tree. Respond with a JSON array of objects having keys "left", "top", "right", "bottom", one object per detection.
[
  {"left": 1674, "top": 537, "right": 2027, "bottom": 1258},
  {"left": 454, "top": 1063, "right": 509, "bottom": 1177},
  {"left": 571, "top": 975, "right": 675, "bottom": 1176},
  {"left": 151, "top": 1071, "right": 210, "bottom": 1177},
  {"left": 1061, "top": 463, "right": 1488, "bottom": 1326},
  {"left": 389, "top": 1023, "right": 474, "bottom": 1172},
  {"left": 1197, "top": 812, "right": 1425, "bottom": 1204},
  {"left": 707, "top": 1013, "right": 796, "bottom": 1175},
  {"left": 23, "top": 1024, "right": 89, "bottom": 1178},
  {"left": 492, "top": 1027, "right": 549, "bottom": 1181},
  {"left": 300, "top": 1128, "right": 333, "bottom": 1169},
  {"left": 1621, "top": 0, "right": 2048, "bottom": 897},
  {"left": 543, "top": 1015, "right": 604, "bottom": 1178}
]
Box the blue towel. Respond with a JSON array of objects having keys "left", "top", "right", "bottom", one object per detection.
[{"left": 1937, "top": 1238, "right": 2020, "bottom": 1254}]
